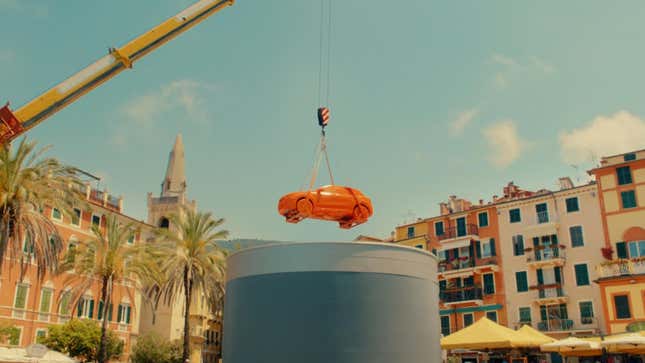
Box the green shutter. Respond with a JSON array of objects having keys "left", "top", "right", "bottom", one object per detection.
[
  {"left": 483, "top": 274, "right": 495, "bottom": 294},
  {"left": 60, "top": 293, "right": 70, "bottom": 315},
  {"left": 108, "top": 303, "right": 113, "bottom": 321},
  {"left": 14, "top": 285, "right": 27, "bottom": 309},
  {"left": 117, "top": 305, "right": 123, "bottom": 322},
  {"left": 77, "top": 299, "right": 84, "bottom": 317},
  {"left": 489, "top": 238, "right": 496, "bottom": 256},
  {"left": 88, "top": 299, "right": 94, "bottom": 318},
  {"left": 126, "top": 306, "right": 131, "bottom": 324},
  {"left": 469, "top": 243, "right": 474, "bottom": 260},
  {"left": 540, "top": 306, "right": 547, "bottom": 321},
  {"left": 439, "top": 280, "right": 446, "bottom": 291},
  {"left": 516, "top": 272, "right": 528, "bottom": 292},
  {"left": 555, "top": 267, "right": 562, "bottom": 284},
  {"left": 39, "top": 289, "right": 52, "bottom": 313},
  {"left": 616, "top": 242, "right": 628, "bottom": 258},
  {"left": 475, "top": 242, "right": 481, "bottom": 258},
  {"left": 98, "top": 301, "right": 104, "bottom": 320},
  {"left": 537, "top": 269, "right": 544, "bottom": 285},
  {"left": 575, "top": 264, "right": 589, "bottom": 286}
]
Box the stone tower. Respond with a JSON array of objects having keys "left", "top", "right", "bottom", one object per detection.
[{"left": 147, "top": 133, "right": 196, "bottom": 229}]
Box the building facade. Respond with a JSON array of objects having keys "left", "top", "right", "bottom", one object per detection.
[
  {"left": 496, "top": 180, "right": 606, "bottom": 338},
  {"left": 394, "top": 195, "right": 508, "bottom": 337},
  {"left": 0, "top": 182, "right": 150, "bottom": 362},
  {"left": 590, "top": 149, "right": 645, "bottom": 334}
]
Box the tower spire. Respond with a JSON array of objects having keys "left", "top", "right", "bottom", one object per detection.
[{"left": 161, "top": 133, "right": 186, "bottom": 197}]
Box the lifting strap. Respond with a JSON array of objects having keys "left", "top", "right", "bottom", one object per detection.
[{"left": 307, "top": 130, "right": 334, "bottom": 190}]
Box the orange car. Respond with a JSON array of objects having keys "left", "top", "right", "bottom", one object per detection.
[{"left": 278, "top": 185, "right": 373, "bottom": 229}]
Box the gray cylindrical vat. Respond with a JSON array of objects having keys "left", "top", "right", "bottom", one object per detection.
[{"left": 222, "top": 242, "right": 439, "bottom": 363}]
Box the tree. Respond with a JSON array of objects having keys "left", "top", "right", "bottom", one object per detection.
[
  {"left": 0, "top": 323, "right": 20, "bottom": 345},
  {"left": 0, "top": 137, "right": 84, "bottom": 279},
  {"left": 130, "top": 332, "right": 183, "bottom": 363},
  {"left": 58, "top": 213, "right": 158, "bottom": 363},
  {"left": 41, "top": 319, "right": 123, "bottom": 362},
  {"left": 152, "top": 206, "right": 228, "bottom": 363}
]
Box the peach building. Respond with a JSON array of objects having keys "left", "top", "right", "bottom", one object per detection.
[
  {"left": 590, "top": 149, "right": 645, "bottom": 334},
  {"left": 495, "top": 179, "right": 606, "bottom": 338}
]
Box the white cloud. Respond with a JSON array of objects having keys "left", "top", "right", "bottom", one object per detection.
[
  {"left": 482, "top": 120, "right": 526, "bottom": 168},
  {"left": 559, "top": 110, "right": 645, "bottom": 164},
  {"left": 450, "top": 109, "right": 478, "bottom": 135},
  {"left": 121, "top": 79, "right": 212, "bottom": 126},
  {"left": 490, "top": 53, "right": 555, "bottom": 89}
]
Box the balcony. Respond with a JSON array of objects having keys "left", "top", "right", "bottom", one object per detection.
[
  {"left": 437, "top": 224, "right": 479, "bottom": 248},
  {"left": 538, "top": 319, "right": 574, "bottom": 332},
  {"left": 437, "top": 256, "right": 499, "bottom": 279},
  {"left": 524, "top": 211, "right": 559, "bottom": 238},
  {"left": 596, "top": 258, "right": 645, "bottom": 279},
  {"left": 531, "top": 284, "right": 568, "bottom": 305},
  {"left": 526, "top": 245, "right": 566, "bottom": 268},
  {"left": 440, "top": 286, "right": 483, "bottom": 305}
]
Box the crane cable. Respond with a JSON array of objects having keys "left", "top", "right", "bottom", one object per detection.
[{"left": 307, "top": 0, "right": 334, "bottom": 191}]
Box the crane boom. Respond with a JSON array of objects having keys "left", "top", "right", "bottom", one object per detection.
[{"left": 0, "top": 0, "right": 234, "bottom": 144}]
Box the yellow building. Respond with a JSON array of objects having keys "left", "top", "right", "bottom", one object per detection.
[{"left": 589, "top": 149, "right": 645, "bottom": 334}]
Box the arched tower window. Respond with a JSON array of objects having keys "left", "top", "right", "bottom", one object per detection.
[{"left": 159, "top": 217, "right": 170, "bottom": 229}]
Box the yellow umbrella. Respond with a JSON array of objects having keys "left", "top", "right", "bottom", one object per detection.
[
  {"left": 441, "top": 317, "right": 535, "bottom": 350},
  {"left": 517, "top": 325, "right": 556, "bottom": 346},
  {"left": 600, "top": 332, "right": 645, "bottom": 354},
  {"left": 541, "top": 337, "right": 602, "bottom": 357}
]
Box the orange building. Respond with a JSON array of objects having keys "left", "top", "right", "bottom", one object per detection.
[
  {"left": 0, "top": 181, "right": 152, "bottom": 360},
  {"left": 590, "top": 149, "right": 645, "bottom": 334},
  {"left": 394, "top": 195, "right": 507, "bottom": 337}
]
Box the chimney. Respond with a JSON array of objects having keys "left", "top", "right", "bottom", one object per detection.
[
  {"left": 479, "top": 199, "right": 484, "bottom": 205},
  {"left": 558, "top": 177, "right": 574, "bottom": 190}
]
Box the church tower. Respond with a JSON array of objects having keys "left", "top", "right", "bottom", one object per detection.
[{"left": 147, "top": 133, "right": 196, "bottom": 229}]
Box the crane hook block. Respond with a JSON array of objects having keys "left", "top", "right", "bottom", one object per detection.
[{"left": 317, "top": 107, "right": 330, "bottom": 127}]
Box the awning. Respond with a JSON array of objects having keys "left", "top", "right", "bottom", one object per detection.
[
  {"left": 601, "top": 331, "right": 645, "bottom": 354},
  {"left": 438, "top": 238, "right": 471, "bottom": 251},
  {"left": 441, "top": 317, "right": 535, "bottom": 350},
  {"left": 540, "top": 337, "right": 602, "bottom": 357},
  {"left": 517, "top": 325, "right": 556, "bottom": 346}
]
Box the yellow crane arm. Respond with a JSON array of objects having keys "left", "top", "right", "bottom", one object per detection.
[{"left": 0, "top": 0, "right": 234, "bottom": 143}]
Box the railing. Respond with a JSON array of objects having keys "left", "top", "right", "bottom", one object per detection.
[
  {"left": 438, "top": 256, "right": 498, "bottom": 273},
  {"left": 538, "top": 319, "right": 574, "bottom": 332},
  {"left": 537, "top": 211, "right": 550, "bottom": 224},
  {"left": 440, "top": 286, "right": 483, "bottom": 303},
  {"left": 597, "top": 258, "right": 645, "bottom": 278},
  {"left": 438, "top": 224, "right": 479, "bottom": 241},
  {"left": 538, "top": 286, "right": 565, "bottom": 299},
  {"left": 527, "top": 246, "right": 566, "bottom": 263}
]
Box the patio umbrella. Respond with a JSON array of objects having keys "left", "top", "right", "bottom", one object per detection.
[
  {"left": 441, "top": 317, "right": 535, "bottom": 350},
  {"left": 540, "top": 337, "right": 602, "bottom": 357},
  {"left": 600, "top": 332, "right": 645, "bottom": 354},
  {"left": 517, "top": 325, "right": 556, "bottom": 347}
]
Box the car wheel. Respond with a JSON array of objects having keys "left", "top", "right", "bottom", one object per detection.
[{"left": 296, "top": 198, "right": 314, "bottom": 216}]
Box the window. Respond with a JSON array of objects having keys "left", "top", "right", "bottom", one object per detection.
[
  {"left": 440, "top": 316, "right": 450, "bottom": 336},
  {"left": 628, "top": 241, "right": 645, "bottom": 258},
  {"left": 14, "top": 284, "right": 28, "bottom": 310},
  {"left": 51, "top": 208, "right": 62, "bottom": 220},
  {"left": 414, "top": 244, "right": 423, "bottom": 249},
  {"left": 621, "top": 190, "right": 637, "bottom": 209},
  {"left": 565, "top": 197, "right": 579, "bottom": 213},
  {"left": 509, "top": 208, "right": 521, "bottom": 223},
  {"left": 463, "top": 313, "right": 474, "bottom": 327},
  {"left": 624, "top": 153, "right": 636, "bottom": 161},
  {"left": 574, "top": 264, "right": 590, "bottom": 286},
  {"left": 478, "top": 212, "right": 489, "bottom": 227},
  {"left": 22, "top": 235, "right": 34, "bottom": 255},
  {"left": 159, "top": 217, "right": 170, "bottom": 229},
  {"left": 536, "top": 203, "right": 549, "bottom": 223},
  {"left": 117, "top": 303, "right": 131, "bottom": 324},
  {"left": 438, "top": 250, "right": 447, "bottom": 262},
  {"left": 435, "top": 221, "right": 444, "bottom": 236},
  {"left": 579, "top": 301, "right": 594, "bottom": 324},
  {"left": 91, "top": 214, "right": 101, "bottom": 228},
  {"left": 617, "top": 166, "right": 633, "bottom": 185},
  {"left": 614, "top": 295, "right": 631, "bottom": 319},
  {"left": 483, "top": 273, "right": 495, "bottom": 295},
  {"left": 9, "top": 327, "right": 21, "bottom": 346},
  {"left": 72, "top": 208, "right": 81, "bottom": 226},
  {"left": 480, "top": 239, "right": 496, "bottom": 258},
  {"left": 519, "top": 307, "right": 532, "bottom": 324},
  {"left": 39, "top": 288, "right": 53, "bottom": 314},
  {"left": 513, "top": 235, "right": 524, "bottom": 256},
  {"left": 127, "top": 232, "right": 135, "bottom": 244},
  {"left": 77, "top": 296, "right": 95, "bottom": 318},
  {"left": 407, "top": 226, "right": 415, "bottom": 238},
  {"left": 515, "top": 271, "right": 528, "bottom": 292},
  {"left": 486, "top": 311, "right": 498, "bottom": 322},
  {"left": 569, "top": 226, "right": 584, "bottom": 247},
  {"left": 35, "top": 329, "right": 47, "bottom": 344},
  {"left": 456, "top": 217, "right": 466, "bottom": 237},
  {"left": 59, "top": 291, "right": 71, "bottom": 316}
]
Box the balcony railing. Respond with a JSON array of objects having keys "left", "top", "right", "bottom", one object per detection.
[
  {"left": 437, "top": 224, "right": 479, "bottom": 241},
  {"left": 597, "top": 258, "right": 645, "bottom": 278},
  {"left": 537, "top": 286, "right": 565, "bottom": 299},
  {"left": 526, "top": 245, "right": 566, "bottom": 264},
  {"left": 438, "top": 256, "right": 498, "bottom": 273},
  {"left": 538, "top": 319, "right": 574, "bottom": 332},
  {"left": 536, "top": 211, "right": 550, "bottom": 224},
  {"left": 440, "top": 286, "right": 483, "bottom": 303}
]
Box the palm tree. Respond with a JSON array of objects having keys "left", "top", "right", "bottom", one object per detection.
[
  {"left": 59, "top": 213, "right": 158, "bottom": 363},
  {"left": 152, "top": 206, "right": 228, "bottom": 363},
  {"left": 0, "top": 137, "right": 84, "bottom": 279}
]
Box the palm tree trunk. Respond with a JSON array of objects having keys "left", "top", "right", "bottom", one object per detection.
[
  {"left": 183, "top": 266, "right": 192, "bottom": 363},
  {"left": 98, "top": 275, "right": 111, "bottom": 363}
]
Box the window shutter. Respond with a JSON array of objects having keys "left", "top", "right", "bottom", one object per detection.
[
  {"left": 98, "top": 301, "right": 104, "bottom": 320},
  {"left": 454, "top": 249, "right": 459, "bottom": 259},
  {"left": 117, "top": 305, "right": 123, "bottom": 322},
  {"left": 469, "top": 243, "right": 474, "bottom": 259},
  {"left": 108, "top": 303, "right": 113, "bottom": 321},
  {"left": 616, "top": 242, "right": 628, "bottom": 259},
  {"left": 475, "top": 242, "right": 481, "bottom": 258},
  {"left": 40, "top": 289, "right": 52, "bottom": 313},
  {"left": 439, "top": 280, "right": 446, "bottom": 291},
  {"left": 88, "top": 299, "right": 94, "bottom": 318},
  {"left": 555, "top": 267, "right": 562, "bottom": 284},
  {"left": 126, "top": 306, "right": 131, "bottom": 324},
  {"left": 518, "top": 236, "right": 524, "bottom": 255},
  {"left": 533, "top": 237, "right": 539, "bottom": 247},
  {"left": 537, "top": 269, "right": 544, "bottom": 285},
  {"left": 540, "top": 305, "right": 547, "bottom": 321},
  {"left": 77, "top": 299, "right": 83, "bottom": 317},
  {"left": 490, "top": 238, "right": 496, "bottom": 256},
  {"left": 551, "top": 234, "right": 558, "bottom": 245}
]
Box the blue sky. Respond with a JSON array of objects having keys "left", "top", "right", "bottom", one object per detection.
[{"left": 2, "top": 1, "right": 645, "bottom": 242}]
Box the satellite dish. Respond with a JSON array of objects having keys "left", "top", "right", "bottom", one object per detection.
[{"left": 26, "top": 343, "right": 48, "bottom": 358}]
